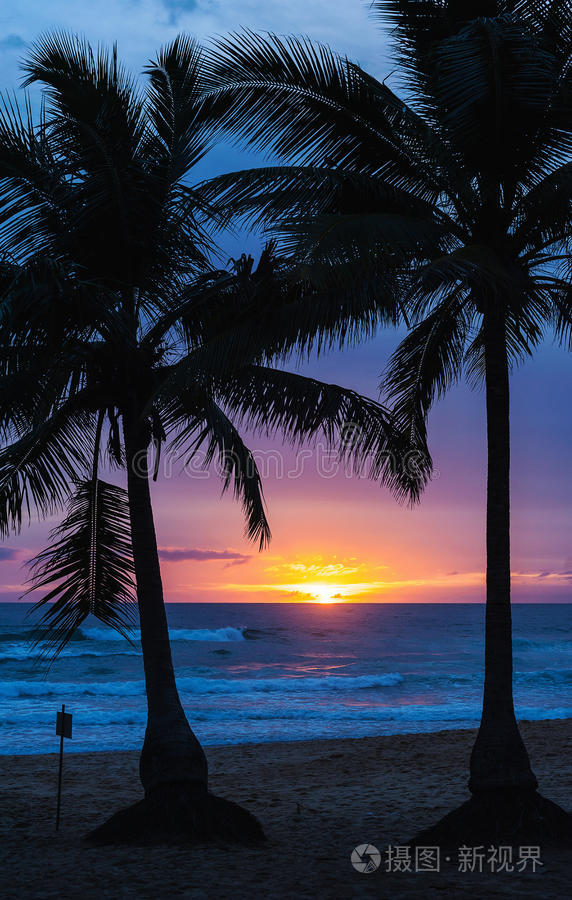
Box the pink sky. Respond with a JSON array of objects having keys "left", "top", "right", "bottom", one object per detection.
[{"left": 2, "top": 332, "right": 572, "bottom": 604}]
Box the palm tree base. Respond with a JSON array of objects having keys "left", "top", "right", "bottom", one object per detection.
[
  {"left": 85, "top": 783, "right": 265, "bottom": 846},
  {"left": 410, "top": 789, "right": 572, "bottom": 848}
]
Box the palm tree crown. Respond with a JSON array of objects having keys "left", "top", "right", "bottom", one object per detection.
[
  {"left": 0, "top": 34, "right": 415, "bottom": 646},
  {"left": 201, "top": 1, "right": 572, "bottom": 842},
  {"left": 201, "top": 2, "right": 572, "bottom": 376}
]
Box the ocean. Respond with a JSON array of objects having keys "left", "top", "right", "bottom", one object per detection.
[{"left": 0, "top": 602, "right": 570, "bottom": 754}]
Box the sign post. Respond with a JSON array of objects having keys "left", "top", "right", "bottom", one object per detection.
[{"left": 55, "top": 704, "right": 72, "bottom": 831}]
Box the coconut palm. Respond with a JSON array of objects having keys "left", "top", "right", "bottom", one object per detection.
[
  {"left": 0, "top": 34, "right": 418, "bottom": 842},
  {"left": 201, "top": 2, "right": 572, "bottom": 840}
]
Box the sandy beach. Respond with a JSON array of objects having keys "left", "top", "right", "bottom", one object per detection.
[{"left": 0, "top": 720, "right": 570, "bottom": 899}]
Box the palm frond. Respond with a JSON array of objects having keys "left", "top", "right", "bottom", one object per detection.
[
  {"left": 370, "top": 2, "right": 506, "bottom": 109},
  {"left": 203, "top": 28, "right": 441, "bottom": 198},
  {"left": 533, "top": 275, "right": 572, "bottom": 348},
  {"left": 25, "top": 479, "right": 136, "bottom": 663},
  {"left": 22, "top": 31, "right": 146, "bottom": 156},
  {"left": 164, "top": 392, "right": 271, "bottom": 548},
  {"left": 217, "top": 365, "right": 431, "bottom": 503},
  {"left": 404, "top": 245, "right": 524, "bottom": 319},
  {"left": 515, "top": 162, "right": 572, "bottom": 253},
  {"left": 371, "top": 2, "right": 570, "bottom": 195},
  {"left": 195, "top": 162, "right": 460, "bottom": 235},
  {"left": 431, "top": 16, "right": 561, "bottom": 181},
  {"left": 154, "top": 231, "right": 416, "bottom": 402},
  {"left": 145, "top": 35, "right": 212, "bottom": 178},
  {"left": 0, "top": 405, "right": 95, "bottom": 537},
  {"left": 463, "top": 280, "right": 552, "bottom": 384},
  {"left": 0, "top": 94, "right": 70, "bottom": 261},
  {"left": 275, "top": 211, "right": 447, "bottom": 263},
  {"left": 384, "top": 292, "right": 473, "bottom": 447}
]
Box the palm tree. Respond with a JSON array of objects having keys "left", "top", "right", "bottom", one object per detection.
[
  {"left": 0, "top": 35, "right": 417, "bottom": 842},
  {"left": 200, "top": 2, "right": 572, "bottom": 841}
]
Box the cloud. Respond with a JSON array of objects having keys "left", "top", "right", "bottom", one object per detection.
[
  {"left": 512, "top": 569, "right": 572, "bottom": 583},
  {"left": 0, "top": 547, "right": 17, "bottom": 561},
  {"left": 0, "top": 1, "right": 390, "bottom": 87},
  {"left": 160, "top": 0, "right": 198, "bottom": 23},
  {"left": 275, "top": 589, "right": 316, "bottom": 602},
  {"left": 158, "top": 547, "right": 251, "bottom": 566},
  {"left": 537, "top": 569, "right": 572, "bottom": 581},
  {"left": 223, "top": 556, "right": 251, "bottom": 568},
  {"left": 154, "top": 0, "right": 389, "bottom": 73},
  {"left": 265, "top": 557, "right": 364, "bottom": 579},
  {"left": 0, "top": 34, "right": 26, "bottom": 50}
]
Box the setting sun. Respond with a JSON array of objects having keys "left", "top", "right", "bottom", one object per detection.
[
  {"left": 312, "top": 586, "right": 339, "bottom": 604},
  {"left": 299, "top": 583, "right": 347, "bottom": 604}
]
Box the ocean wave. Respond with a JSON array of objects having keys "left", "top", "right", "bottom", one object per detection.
[
  {"left": 0, "top": 671, "right": 404, "bottom": 699},
  {"left": 1, "top": 702, "right": 570, "bottom": 736},
  {"left": 513, "top": 637, "right": 572, "bottom": 652},
  {"left": 0, "top": 624, "right": 250, "bottom": 657},
  {"left": 79, "top": 625, "right": 248, "bottom": 643},
  {"left": 0, "top": 632, "right": 34, "bottom": 643},
  {"left": 0, "top": 680, "right": 143, "bottom": 698},
  {"left": 0, "top": 629, "right": 88, "bottom": 644},
  {"left": 431, "top": 668, "right": 572, "bottom": 687},
  {"left": 514, "top": 668, "right": 572, "bottom": 684},
  {"left": 4, "top": 664, "right": 570, "bottom": 700},
  {"left": 0, "top": 642, "right": 140, "bottom": 662}
]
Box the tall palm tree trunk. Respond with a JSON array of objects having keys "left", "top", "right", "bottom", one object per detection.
[
  {"left": 89, "top": 407, "right": 264, "bottom": 842},
  {"left": 469, "top": 309, "right": 537, "bottom": 793},
  {"left": 123, "top": 406, "right": 208, "bottom": 798},
  {"left": 412, "top": 308, "right": 571, "bottom": 845}
]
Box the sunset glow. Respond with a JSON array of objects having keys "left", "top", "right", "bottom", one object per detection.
[
  {"left": 302, "top": 585, "right": 346, "bottom": 604},
  {"left": 1, "top": 304, "right": 572, "bottom": 608}
]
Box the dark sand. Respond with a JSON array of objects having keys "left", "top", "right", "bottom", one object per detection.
[{"left": 1, "top": 719, "right": 570, "bottom": 898}]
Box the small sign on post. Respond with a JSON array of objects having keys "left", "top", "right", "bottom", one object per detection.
[{"left": 55, "top": 704, "right": 72, "bottom": 831}]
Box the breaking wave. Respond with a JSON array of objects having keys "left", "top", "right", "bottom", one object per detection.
[
  {"left": 79, "top": 625, "right": 249, "bottom": 643},
  {"left": 0, "top": 671, "right": 404, "bottom": 699}
]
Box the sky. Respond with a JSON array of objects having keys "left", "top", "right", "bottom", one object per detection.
[{"left": 1, "top": 1, "right": 572, "bottom": 604}]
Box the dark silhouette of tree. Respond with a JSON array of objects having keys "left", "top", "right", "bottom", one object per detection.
[
  {"left": 202, "top": 1, "right": 572, "bottom": 842},
  {"left": 0, "top": 36, "right": 421, "bottom": 843}
]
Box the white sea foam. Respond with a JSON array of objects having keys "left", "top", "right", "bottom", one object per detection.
[
  {"left": 0, "top": 624, "right": 249, "bottom": 659},
  {"left": 3, "top": 666, "right": 571, "bottom": 700},
  {"left": 2, "top": 703, "right": 571, "bottom": 745},
  {"left": 0, "top": 642, "right": 139, "bottom": 662},
  {"left": 0, "top": 671, "right": 404, "bottom": 699},
  {"left": 80, "top": 625, "right": 247, "bottom": 643}
]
